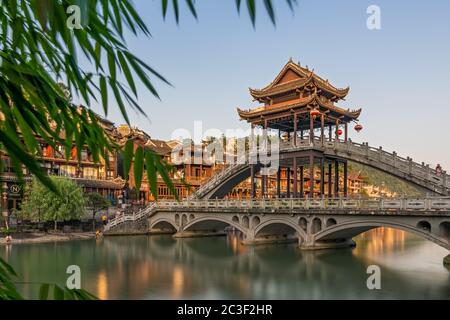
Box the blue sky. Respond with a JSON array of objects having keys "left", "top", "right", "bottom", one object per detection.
[{"left": 84, "top": 0, "right": 450, "bottom": 169}]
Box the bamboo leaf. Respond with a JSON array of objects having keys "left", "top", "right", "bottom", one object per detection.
[
  {"left": 53, "top": 285, "right": 64, "bottom": 300},
  {"left": 133, "top": 146, "right": 144, "bottom": 192},
  {"left": 162, "top": 0, "right": 169, "bottom": 19},
  {"left": 263, "top": 0, "right": 276, "bottom": 25},
  {"left": 246, "top": 0, "right": 256, "bottom": 27},
  {"left": 38, "top": 284, "right": 50, "bottom": 300},
  {"left": 123, "top": 139, "right": 134, "bottom": 180},
  {"left": 145, "top": 151, "right": 158, "bottom": 200},
  {"left": 99, "top": 75, "right": 108, "bottom": 115}
]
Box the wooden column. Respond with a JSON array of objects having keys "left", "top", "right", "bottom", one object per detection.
[
  {"left": 334, "top": 160, "right": 340, "bottom": 197},
  {"left": 309, "top": 154, "right": 315, "bottom": 198},
  {"left": 293, "top": 157, "right": 298, "bottom": 198},
  {"left": 320, "top": 158, "right": 325, "bottom": 197},
  {"left": 300, "top": 129, "right": 304, "bottom": 140},
  {"left": 335, "top": 120, "right": 340, "bottom": 141},
  {"left": 293, "top": 113, "right": 298, "bottom": 147},
  {"left": 287, "top": 169, "right": 291, "bottom": 198},
  {"left": 328, "top": 163, "right": 332, "bottom": 198},
  {"left": 310, "top": 112, "right": 314, "bottom": 143},
  {"left": 321, "top": 114, "right": 325, "bottom": 145},
  {"left": 276, "top": 167, "right": 281, "bottom": 198},
  {"left": 299, "top": 165, "right": 304, "bottom": 198},
  {"left": 328, "top": 125, "right": 333, "bottom": 142},
  {"left": 345, "top": 123, "right": 348, "bottom": 142},
  {"left": 251, "top": 165, "right": 256, "bottom": 199},
  {"left": 261, "top": 173, "right": 266, "bottom": 199},
  {"left": 251, "top": 124, "right": 255, "bottom": 143},
  {"left": 344, "top": 161, "right": 348, "bottom": 197}
]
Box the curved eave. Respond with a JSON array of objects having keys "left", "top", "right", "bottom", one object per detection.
[
  {"left": 237, "top": 95, "right": 361, "bottom": 121},
  {"left": 249, "top": 72, "right": 349, "bottom": 101},
  {"left": 249, "top": 73, "right": 313, "bottom": 100},
  {"left": 313, "top": 78, "right": 350, "bottom": 99}
]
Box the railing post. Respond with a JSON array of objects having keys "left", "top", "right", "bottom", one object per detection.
[
  {"left": 408, "top": 157, "right": 413, "bottom": 175},
  {"left": 443, "top": 171, "right": 447, "bottom": 187}
]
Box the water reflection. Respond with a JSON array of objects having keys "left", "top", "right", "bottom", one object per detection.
[{"left": 1, "top": 228, "right": 449, "bottom": 300}]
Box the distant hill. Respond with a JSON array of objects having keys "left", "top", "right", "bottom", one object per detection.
[{"left": 348, "top": 161, "right": 424, "bottom": 197}]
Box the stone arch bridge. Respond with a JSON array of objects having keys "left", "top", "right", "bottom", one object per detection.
[{"left": 106, "top": 198, "right": 450, "bottom": 254}]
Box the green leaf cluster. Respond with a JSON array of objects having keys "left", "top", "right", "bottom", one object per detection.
[
  {"left": 0, "top": 0, "right": 296, "bottom": 195},
  {"left": 21, "top": 176, "right": 86, "bottom": 227}
]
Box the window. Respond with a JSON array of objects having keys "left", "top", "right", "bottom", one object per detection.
[
  {"left": 60, "top": 165, "right": 76, "bottom": 177},
  {"left": 83, "top": 167, "right": 97, "bottom": 179}
]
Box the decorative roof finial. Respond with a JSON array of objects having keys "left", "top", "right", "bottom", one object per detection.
[{"left": 288, "top": 57, "right": 293, "bottom": 63}]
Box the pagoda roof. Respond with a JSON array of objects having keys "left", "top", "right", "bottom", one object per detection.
[
  {"left": 249, "top": 59, "right": 350, "bottom": 102},
  {"left": 237, "top": 93, "right": 361, "bottom": 123}
]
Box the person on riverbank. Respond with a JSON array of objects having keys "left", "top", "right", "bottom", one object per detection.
[
  {"left": 95, "top": 230, "right": 103, "bottom": 239},
  {"left": 5, "top": 235, "right": 12, "bottom": 244},
  {"left": 101, "top": 215, "right": 108, "bottom": 226},
  {"left": 436, "top": 164, "right": 443, "bottom": 176}
]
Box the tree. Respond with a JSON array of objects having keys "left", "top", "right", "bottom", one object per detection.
[
  {"left": 85, "top": 192, "right": 110, "bottom": 231},
  {"left": 22, "top": 177, "right": 86, "bottom": 231},
  {"left": 0, "top": 0, "right": 296, "bottom": 198},
  {"left": 21, "top": 181, "right": 46, "bottom": 223}
]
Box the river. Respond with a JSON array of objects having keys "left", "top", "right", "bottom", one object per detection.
[{"left": 1, "top": 228, "right": 449, "bottom": 300}]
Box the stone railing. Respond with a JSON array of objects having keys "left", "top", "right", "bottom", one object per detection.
[
  {"left": 104, "top": 196, "right": 450, "bottom": 231},
  {"left": 152, "top": 197, "right": 450, "bottom": 213},
  {"left": 104, "top": 202, "right": 157, "bottom": 231}
]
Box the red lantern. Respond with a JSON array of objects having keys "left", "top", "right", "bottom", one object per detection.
[
  {"left": 337, "top": 129, "right": 343, "bottom": 136},
  {"left": 354, "top": 124, "right": 363, "bottom": 132},
  {"left": 310, "top": 109, "right": 321, "bottom": 118}
]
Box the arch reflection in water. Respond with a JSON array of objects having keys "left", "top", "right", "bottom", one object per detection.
[{"left": 1, "top": 228, "right": 449, "bottom": 299}]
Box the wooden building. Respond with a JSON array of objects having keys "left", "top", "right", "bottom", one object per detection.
[
  {"left": 237, "top": 59, "right": 362, "bottom": 198},
  {"left": 0, "top": 106, "right": 125, "bottom": 215}
]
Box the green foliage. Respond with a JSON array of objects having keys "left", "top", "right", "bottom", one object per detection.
[
  {"left": 0, "top": 0, "right": 296, "bottom": 199},
  {"left": 348, "top": 162, "right": 424, "bottom": 197},
  {"left": 0, "top": 257, "right": 97, "bottom": 300},
  {"left": 86, "top": 192, "right": 110, "bottom": 231},
  {"left": 86, "top": 192, "right": 110, "bottom": 213},
  {"left": 21, "top": 177, "right": 86, "bottom": 229}
]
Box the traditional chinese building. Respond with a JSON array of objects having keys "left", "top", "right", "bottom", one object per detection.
[
  {"left": 116, "top": 126, "right": 215, "bottom": 204},
  {"left": 0, "top": 106, "right": 125, "bottom": 216},
  {"left": 237, "top": 59, "right": 362, "bottom": 198}
]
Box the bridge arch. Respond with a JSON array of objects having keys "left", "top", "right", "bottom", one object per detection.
[
  {"left": 150, "top": 218, "right": 178, "bottom": 233},
  {"left": 314, "top": 220, "right": 450, "bottom": 250},
  {"left": 417, "top": 220, "right": 431, "bottom": 232},
  {"left": 183, "top": 216, "right": 247, "bottom": 235},
  {"left": 440, "top": 222, "right": 450, "bottom": 238},
  {"left": 254, "top": 219, "right": 307, "bottom": 241}
]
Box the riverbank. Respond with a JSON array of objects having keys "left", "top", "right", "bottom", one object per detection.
[{"left": 0, "top": 232, "right": 96, "bottom": 246}]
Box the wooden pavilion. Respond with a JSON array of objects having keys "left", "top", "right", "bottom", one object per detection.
[{"left": 237, "top": 59, "right": 362, "bottom": 198}]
